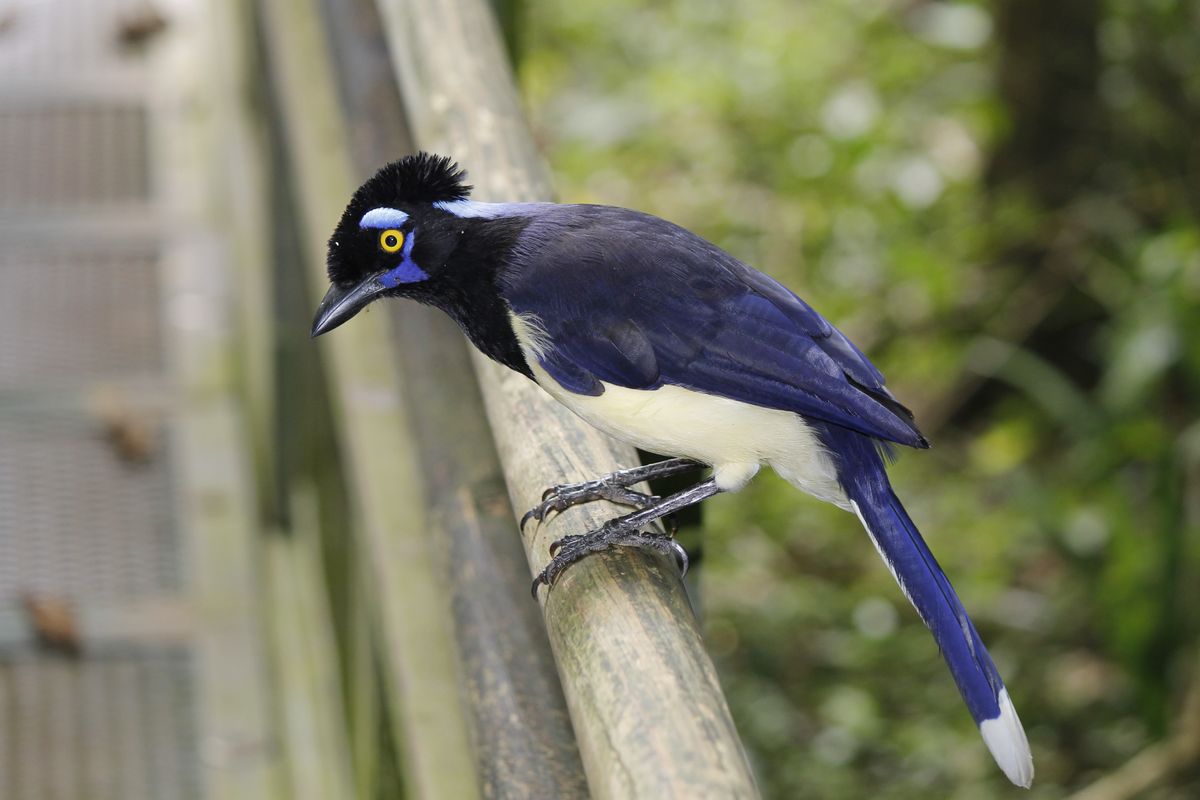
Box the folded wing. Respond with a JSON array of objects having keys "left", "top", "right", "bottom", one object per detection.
[{"left": 500, "top": 206, "right": 926, "bottom": 448}]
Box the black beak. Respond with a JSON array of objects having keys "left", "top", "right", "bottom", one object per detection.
[{"left": 311, "top": 275, "right": 387, "bottom": 337}]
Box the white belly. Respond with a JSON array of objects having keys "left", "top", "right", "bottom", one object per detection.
[
  {"left": 510, "top": 312, "right": 848, "bottom": 504},
  {"left": 525, "top": 358, "right": 848, "bottom": 506}
]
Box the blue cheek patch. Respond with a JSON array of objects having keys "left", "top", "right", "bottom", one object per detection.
[
  {"left": 379, "top": 233, "right": 427, "bottom": 287},
  {"left": 380, "top": 260, "right": 428, "bottom": 287}
]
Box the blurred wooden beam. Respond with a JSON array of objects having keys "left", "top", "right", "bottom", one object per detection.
[
  {"left": 255, "top": 0, "right": 480, "bottom": 795},
  {"left": 157, "top": 3, "right": 283, "bottom": 796},
  {"left": 264, "top": 485, "right": 355, "bottom": 800},
  {"left": 314, "top": 0, "right": 588, "bottom": 794}
]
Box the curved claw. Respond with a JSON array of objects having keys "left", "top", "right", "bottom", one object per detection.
[
  {"left": 531, "top": 530, "right": 689, "bottom": 602},
  {"left": 520, "top": 491, "right": 569, "bottom": 532},
  {"left": 669, "top": 540, "right": 690, "bottom": 578},
  {"left": 548, "top": 534, "right": 581, "bottom": 556},
  {"left": 522, "top": 478, "right": 662, "bottom": 537}
]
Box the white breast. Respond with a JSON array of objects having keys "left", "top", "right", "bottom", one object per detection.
[{"left": 511, "top": 313, "right": 849, "bottom": 505}]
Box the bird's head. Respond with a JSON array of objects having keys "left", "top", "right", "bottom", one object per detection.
[{"left": 311, "top": 152, "right": 480, "bottom": 337}]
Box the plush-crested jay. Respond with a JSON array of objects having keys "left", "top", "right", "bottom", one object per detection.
[{"left": 311, "top": 153, "right": 1033, "bottom": 787}]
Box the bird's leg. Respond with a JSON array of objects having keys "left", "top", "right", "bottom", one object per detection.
[
  {"left": 532, "top": 477, "right": 721, "bottom": 596},
  {"left": 520, "top": 457, "right": 705, "bottom": 531}
]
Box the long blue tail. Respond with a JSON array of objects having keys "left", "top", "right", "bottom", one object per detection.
[{"left": 819, "top": 424, "right": 1033, "bottom": 787}]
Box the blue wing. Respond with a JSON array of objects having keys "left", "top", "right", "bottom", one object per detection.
[{"left": 499, "top": 205, "right": 926, "bottom": 448}]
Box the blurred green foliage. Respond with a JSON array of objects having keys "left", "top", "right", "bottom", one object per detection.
[{"left": 518, "top": 0, "right": 1200, "bottom": 796}]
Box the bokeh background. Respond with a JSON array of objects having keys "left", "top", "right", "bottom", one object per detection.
[
  {"left": 1, "top": 0, "right": 1197, "bottom": 798},
  {"left": 517, "top": 0, "right": 1200, "bottom": 797}
]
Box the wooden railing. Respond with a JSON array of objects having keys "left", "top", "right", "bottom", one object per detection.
[{"left": 242, "top": 0, "right": 761, "bottom": 796}]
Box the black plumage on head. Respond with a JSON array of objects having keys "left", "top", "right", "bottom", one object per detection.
[
  {"left": 354, "top": 152, "right": 472, "bottom": 208},
  {"left": 327, "top": 153, "right": 473, "bottom": 287}
]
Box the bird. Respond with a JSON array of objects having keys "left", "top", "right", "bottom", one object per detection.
[{"left": 311, "top": 152, "right": 1033, "bottom": 787}]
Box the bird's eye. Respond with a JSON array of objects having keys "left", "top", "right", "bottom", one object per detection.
[{"left": 379, "top": 229, "right": 404, "bottom": 253}]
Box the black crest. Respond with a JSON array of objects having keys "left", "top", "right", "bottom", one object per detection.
[
  {"left": 328, "top": 153, "right": 473, "bottom": 286},
  {"left": 351, "top": 152, "right": 472, "bottom": 210}
]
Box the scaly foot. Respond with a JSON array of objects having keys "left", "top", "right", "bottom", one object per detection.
[
  {"left": 520, "top": 478, "right": 657, "bottom": 531},
  {"left": 520, "top": 458, "right": 705, "bottom": 531},
  {"left": 531, "top": 524, "right": 688, "bottom": 597},
  {"left": 527, "top": 474, "right": 720, "bottom": 599}
]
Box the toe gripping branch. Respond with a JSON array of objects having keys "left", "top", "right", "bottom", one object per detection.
[
  {"left": 519, "top": 457, "right": 705, "bottom": 531},
  {"left": 523, "top": 459, "right": 719, "bottom": 598}
]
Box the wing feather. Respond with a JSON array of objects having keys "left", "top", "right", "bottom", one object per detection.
[{"left": 500, "top": 205, "right": 926, "bottom": 448}]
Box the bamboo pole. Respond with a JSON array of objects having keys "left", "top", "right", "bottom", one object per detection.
[
  {"left": 375, "top": 1, "right": 761, "bottom": 796},
  {"left": 264, "top": 486, "right": 356, "bottom": 800},
  {"left": 315, "top": 0, "right": 589, "bottom": 794},
  {"left": 255, "top": 0, "right": 480, "bottom": 796}
]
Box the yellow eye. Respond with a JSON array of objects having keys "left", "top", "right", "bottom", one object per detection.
[{"left": 379, "top": 229, "right": 404, "bottom": 253}]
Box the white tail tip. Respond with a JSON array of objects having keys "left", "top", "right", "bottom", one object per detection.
[{"left": 979, "top": 689, "right": 1034, "bottom": 788}]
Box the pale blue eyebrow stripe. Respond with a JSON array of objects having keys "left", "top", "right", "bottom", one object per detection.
[
  {"left": 359, "top": 207, "right": 410, "bottom": 228},
  {"left": 434, "top": 200, "right": 544, "bottom": 219}
]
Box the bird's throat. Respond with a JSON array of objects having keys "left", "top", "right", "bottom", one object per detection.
[{"left": 425, "top": 215, "right": 534, "bottom": 379}]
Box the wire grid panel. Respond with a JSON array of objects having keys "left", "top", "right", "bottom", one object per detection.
[
  {"left": 0, "top": 1, "right": 224, "bottom": 799},
  {"left": 0, "top": 102, "right": 150, "bottom": 211},
  {"left": 0, "top": 647, "right": 200, "bottom": 800},
  {"left": 0, "top": 244, "right": 163, "bottom": 388},
  {"left": 0, "top": 408, "right": 179, "bottom": 601}
]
